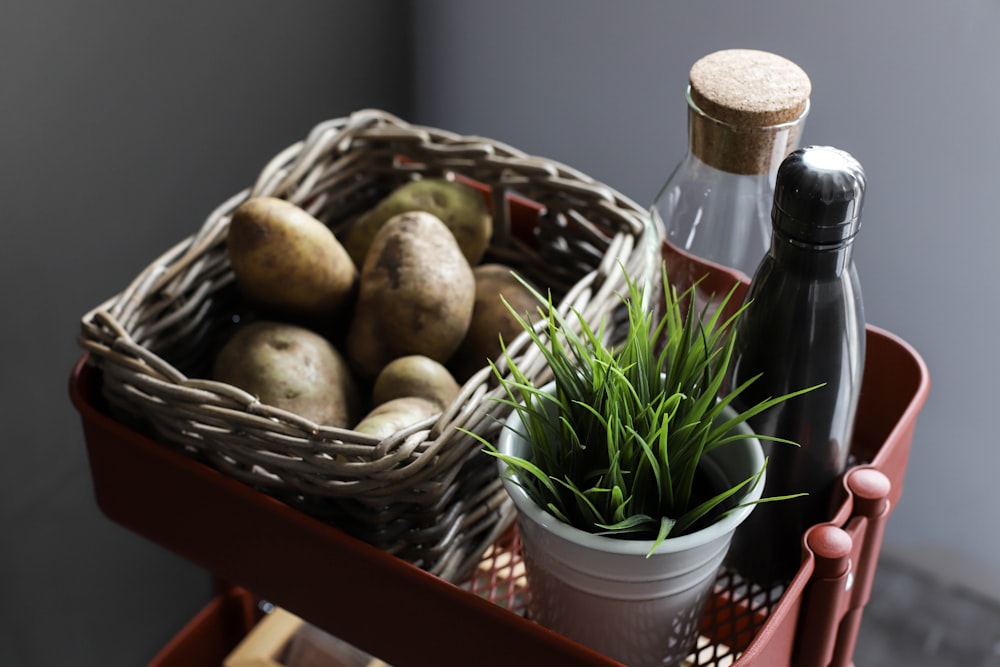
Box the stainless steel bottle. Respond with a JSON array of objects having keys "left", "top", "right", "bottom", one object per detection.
[{"left": 726, "top": 145, "right": 867, "bottom": 586}]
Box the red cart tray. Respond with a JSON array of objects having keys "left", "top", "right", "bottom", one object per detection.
[
  {"left": 148, "top": 586, "right": 260, "bottom": 667},
  {"left": 69, "top": 321, "right": 928, "bottom": 667}
]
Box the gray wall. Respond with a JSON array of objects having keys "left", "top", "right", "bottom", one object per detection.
[
  {"left": 411, "top": 0, "right": 1000, "bottom": 597},
  {"left": 0, "top": 2, "right": 410, "bottom": 665}
]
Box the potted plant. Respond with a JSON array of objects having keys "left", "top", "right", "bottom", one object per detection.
[{"left": 475, "top": 264, "right": 812, "bottom": 667}]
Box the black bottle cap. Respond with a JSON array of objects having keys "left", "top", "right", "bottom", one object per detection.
[{"left": 772, "top": 146, "right": 866, "bottom": 245}]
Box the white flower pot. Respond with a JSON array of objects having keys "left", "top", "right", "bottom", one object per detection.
[{"left": 497, "top": 401, "right": 765, "bottom": 667}]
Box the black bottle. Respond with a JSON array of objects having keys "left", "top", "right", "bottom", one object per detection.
[{"left": 726, "top": 145, "right": 866, "bottom": 586}]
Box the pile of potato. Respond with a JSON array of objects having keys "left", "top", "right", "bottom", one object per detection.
[{"left": 211, "top": 178, "right": 539, "bottom": 439}]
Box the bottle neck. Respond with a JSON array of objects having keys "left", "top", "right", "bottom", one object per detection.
[
  {"left": 687, "top": 88, "right": 808, "bottom": 176},
  {"left": 770, "top": 227, "right": 856, "bottom": 277}
]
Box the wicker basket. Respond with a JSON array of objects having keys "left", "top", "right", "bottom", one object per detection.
[{"left": 78, "top": 109, "right": 659, "bottom": 582}]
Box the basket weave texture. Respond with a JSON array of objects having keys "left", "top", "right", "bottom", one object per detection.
[{"left": 78, "top": 109, "right": 660, "bottom": 582}]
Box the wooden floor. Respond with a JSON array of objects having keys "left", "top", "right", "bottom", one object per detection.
[{"left": 854, "top": 555, "right": 1000, "bottom": 666}]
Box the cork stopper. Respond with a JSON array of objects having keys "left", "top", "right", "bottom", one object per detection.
[{"left": 687, "top": 49, "right": 811, "bottom": 175}]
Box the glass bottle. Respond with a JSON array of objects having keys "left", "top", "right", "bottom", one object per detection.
[
  {"left": 726, "top": 145, "right": 867, "bottom": 586},
  {"left": 652, "top": 49, "right": 811, "bottom": 296}
]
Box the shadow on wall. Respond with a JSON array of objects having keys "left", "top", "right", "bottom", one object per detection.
[{"left": 0, "top": 2, "right": 410, "bottom": 666}]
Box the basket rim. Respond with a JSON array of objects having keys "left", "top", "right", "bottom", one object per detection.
[{"left": 79, "top": 108, "right": 661, "bottom": 441}]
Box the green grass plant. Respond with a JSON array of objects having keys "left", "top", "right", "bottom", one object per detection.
[{"left": 477, "top": 263, "right": 814, "bottom": 554}]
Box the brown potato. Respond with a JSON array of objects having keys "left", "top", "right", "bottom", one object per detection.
[
  {"left": 450, "top": 263, "right": 542, "bottom": 382},
  {"left": 227, "top": 196, "right": 357, "bottom": 318},
  {"left": 372, "top": 355, "right": 460, "bottom": 410},
  {"left": 212, "top": 320, "right": 360, "bottom": 428},
  {"left": 341, "top": 179, "right": 492, "bottom": 268},
  {"left": 353, "top": 396, "right": 441, "bottom": 440},
  {"left": 346, "top": 211, "right": 476, "bottom": 381}
]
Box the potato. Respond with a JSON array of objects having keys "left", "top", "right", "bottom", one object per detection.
[
  {"left": 372, "top": 355, "right": 460, "bottom": 410},
  {"left": 212, "top": 320, "right": 361, "bottom": 428},
  {"left": 341, "top": 179, "right": 492, "bottom": 268},
  {"left": 353, "top": 397, "right": 441, "bottom": 440},
  {"left": 450, "top": 263, "right": 542, "bottom": 382},
  {"left": 346, "top": 211, "right": 476, "bottom": 380},
  {"left": 227, "top": 196, "right": 357, "bottom": 318}
]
